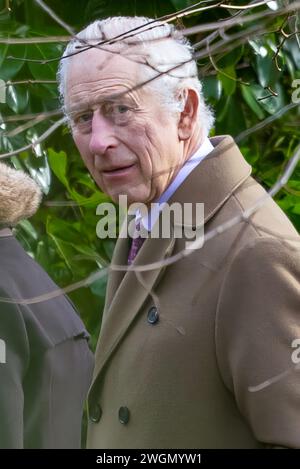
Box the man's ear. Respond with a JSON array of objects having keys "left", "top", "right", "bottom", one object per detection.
[{"left": 177, "top": 88, "right": 199, "bottom": 141}]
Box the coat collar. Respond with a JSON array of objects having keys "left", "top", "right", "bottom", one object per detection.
[
  {"left": 89, "top": 135, "right": 252, "bottom": 394},
  {"left": 0, "top": 228, "right": 13, "bottom": 237},
  {"left": 168, "top": 135, "right": 252, "bottom": 226}
]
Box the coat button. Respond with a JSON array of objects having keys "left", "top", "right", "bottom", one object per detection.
[
  {"left": 89, "top": 403, "right": 102, "bottom": 423},
  {"left": 147, "top": 306, "right": 159, "bottom": 324},
  {"left": 118, "top": 406, "right": 130, "bottom": 425}
]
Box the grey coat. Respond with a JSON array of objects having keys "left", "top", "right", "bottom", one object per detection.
[{"left": 0, "top": 163, "right": 94, "bottom": 448}]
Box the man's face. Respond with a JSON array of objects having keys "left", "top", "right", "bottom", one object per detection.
[{"left": 66, "top": 48, "right": 184, "bottom": 205}]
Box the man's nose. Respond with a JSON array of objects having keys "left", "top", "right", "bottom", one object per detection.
[{"left": 88, "top": 110, "right": 117, "bottom": 156}]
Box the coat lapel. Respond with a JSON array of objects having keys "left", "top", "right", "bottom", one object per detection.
[
  {"left": 92, "top": 222, "right": 175, "bottom": 386},
  {"left": 101, "top": 217, "right": 131, "bottom": 316}
]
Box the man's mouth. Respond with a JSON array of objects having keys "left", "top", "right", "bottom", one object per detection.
[{"left": 102, "top": 163, "right": 136, "bottom": 177}]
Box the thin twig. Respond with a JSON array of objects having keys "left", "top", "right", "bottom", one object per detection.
[
  {"left": 0, "top": 36, "right": 71, "bottom": 44},
  {"left": 1, "top": 110, "right": 62, "bottom": 124},
  {"left": 3, "top": 113, "right": 56, "bottom": 138},
  {"left": 3, "top": 79, "right": 57, "bottom": 86},
  {"left": 0, "top": 117, "right": 66, "bottom": 159},
  {"left": 34, "top": 0, "right": 76, "bottom": 36}
]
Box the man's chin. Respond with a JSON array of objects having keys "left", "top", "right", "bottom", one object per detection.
[{"left": 109, "top": 190, "right": 150, "bottom": 207}]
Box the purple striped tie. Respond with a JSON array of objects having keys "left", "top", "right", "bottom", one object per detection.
[{"left": 127, "top": 222, "right": 145, "bottom": 265}]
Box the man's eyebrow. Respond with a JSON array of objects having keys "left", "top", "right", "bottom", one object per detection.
[
  {"left": 66, "top": 93, "right": 137, "bottom": 115},
  {"left": 65, "top": 103, "right": 90, "bottom": 119}
]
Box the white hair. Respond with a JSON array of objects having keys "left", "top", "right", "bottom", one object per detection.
[{"left": 57, "top": 16, "right": 214, "bottom": 136}]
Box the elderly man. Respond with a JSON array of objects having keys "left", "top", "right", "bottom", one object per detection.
[{"left": 58, "top": 17, "right": 300, "bottom": 448}]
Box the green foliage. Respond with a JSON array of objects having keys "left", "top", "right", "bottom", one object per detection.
[{"left": 0, "top": 0, "right": 300, "bottom": 353}]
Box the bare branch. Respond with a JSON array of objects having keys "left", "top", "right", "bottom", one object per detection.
[
  {"left": 0, "top": 36, "right": 71, "bottom": 44},
  {"left": 0, "top": 0, "right": 11, "bottom": 14},
  {"left": 2, "top": 80, "right": 57, "bottom": 86},
  {"left": 0, "top": 269, "right": 109, "bottom": 305},
  {"left": 34, "top": 0, "right": 76, "bottom": 36},
  {"left": 3, "top": 113, "right": 57, "bottom": 138},
  {"left": 0, "top": 117, "right": 66, "bottom": 159},
  {"left": 235, "top": 102, "right": 299, "bottom": 143},
  {"left": 257, "top": 85, "right": 279, "bottom": 100},
  {"left": 208, "top": 48, "right": 250, "bottom": 86},
  {"left": 1, "top": 110, "right": 62, "bottom": 124},
  {"left": 184, "top": 1, "right": 300, "bottom": 35}
]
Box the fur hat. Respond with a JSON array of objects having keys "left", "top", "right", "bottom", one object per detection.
[{"left": 0, "top": 162, "right": 42, "bottom": 227}]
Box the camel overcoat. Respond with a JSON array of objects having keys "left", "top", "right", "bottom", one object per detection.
[{"left": 87, "top": 135, "right": 300, "bottom": 448}]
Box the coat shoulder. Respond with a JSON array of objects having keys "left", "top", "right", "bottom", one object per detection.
[{"left": 0, "top": 236, "right": 90, "bottom": 350}]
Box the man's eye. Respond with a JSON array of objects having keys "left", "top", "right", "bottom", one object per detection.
[
  {"left": 116, "top": 105, "right": 130, "bottom": 114},
  {"left": 76, "top": 112, "right": 92, "bottom": 123}
]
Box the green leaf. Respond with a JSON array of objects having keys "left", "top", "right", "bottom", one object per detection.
[
  {"left": 103, "top": 240, "right": 115, "bottom": 261},
  {"left": 240, "top": 84, "right": 265, "bottom": 120},
  {"left": 20, "top": 150, "right": 52, "bottom": 195},
  {"left": 47, "top": 217, "right": 81, "bottom": 243},
  {"left": 239, "top": 145, "right": 259, "bottom": 166},
  {"left": 284, "top": 37, "right": 300, "bottom": 69},
  {"left": 69, "top": 188, "right": 107, "bottom": 206},
  {"left": 36, "top": 239, "right": 52, "bottom": 269},
  {"left": 292, "top": 203, "right": 300, "bottom": 215},
  {"left": 216, "top": 94, "right": 231, "bottom": 122},
  {"left": 218, "top": 47, "right": 244, "bottom": 68},
  {"left": 47, "top": 148, "right": 70, "bottom": 190},
  {"left": 6, "top": 84, "right": 29, "bottom": 113},
  {"left": 249, "top": 39, "right": 268, "bottom": 57},
  {"left": 90, "top": 275, "right": 108, "bottom": 298},
  {"left": 250, "top": 82, "right": 285, "bottom": 115},
  {"left": 46, "top": 217, "right": 79, "bottom": 269},
  {"left": 16, "top": 219, "right": 39, "bottom": 242},
  {"left": 28, "top": 80, "right": 58, "bottom": 100},
  {"left": 0, "top": 43, "right": 27, "bottom": 80},
  {"left": 170, "top": 0, "right": 191, "bottom": 8},
  {"left": 285, "top": 54, "right": 296, "bottom": 80},
  {"left": 215, "top": 94, "right": 247, "bottom": 136},
  {"left": 27, "top": 43, "right": 61, "bottom": 80},
  {"left": 202, "top": 76, "right": 222, "bottom": 101},
  {"left": 218, "top": 65, "right": 237, "bottom": 96},
  {"left": 256, "top": 54, "right": 280, "bottom": 88}
]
